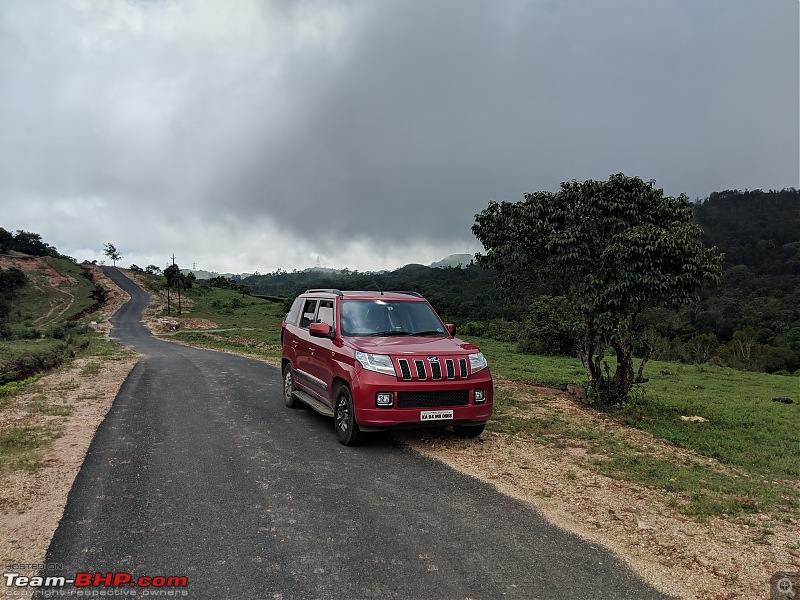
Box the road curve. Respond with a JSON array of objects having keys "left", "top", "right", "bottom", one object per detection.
[{"left": 40, "top": 268, "right": 673, "bottom": 599}]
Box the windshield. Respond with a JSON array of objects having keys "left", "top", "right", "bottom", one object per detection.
[{"left": 340, "top": 300, "right": 446, "bottom": 337}]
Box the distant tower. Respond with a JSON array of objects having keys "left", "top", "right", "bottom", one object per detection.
[
  {"left": 315, "top": 255, "right": 321, "bottom": 268},
  {"left": 193, "top": 262, "right": 196, "bottom": 270}
]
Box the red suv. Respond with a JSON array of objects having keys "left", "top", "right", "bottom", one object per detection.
[{"left": 280, "top": 289, "right": 493, "bottom": 445}]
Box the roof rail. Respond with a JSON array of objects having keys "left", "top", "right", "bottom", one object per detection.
[
  {"left": 305, "top": 288, "right": 344, "bottom": 296},
  {"left": 391, "top": 291, "right": 423, "bottom": 298}
]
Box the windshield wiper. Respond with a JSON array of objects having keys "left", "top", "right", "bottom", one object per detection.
[
  {"left": 366, "top": 330, "right": 412, "bottom": 336},
  {"left": 413, "top": 330, "right": 445, "bottom": 336}
]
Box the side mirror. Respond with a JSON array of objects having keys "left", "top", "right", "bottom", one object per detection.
[
  {"left": 445, "top": 323, "right": 456, "bottom": 336},
  {"left": 309, "top": 322, "right": 333, "bottom": 338}
]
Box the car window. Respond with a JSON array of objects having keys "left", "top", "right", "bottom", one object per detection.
[
  {"left": 285, "top": 297, "right": 303, "bottom": 326},
  {"left": 317, "top": 300, "right": 335, "bottom": 328},
  {"left": 340, "top": 300, "right": 445, "bottom": 336},
  {"left": 300, "top": 299, "right": 318, "bottom": 328}
]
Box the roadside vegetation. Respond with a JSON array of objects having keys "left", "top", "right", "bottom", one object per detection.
[{"left": 0, "top": 230, "right": 132, "bottom": 474}]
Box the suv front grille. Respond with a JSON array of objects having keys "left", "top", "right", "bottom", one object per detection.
[
  {"left": 414, "top": 360, "right": 427, "bottom": 380},
  {"left": 397, "top": 390, "right": 470, "bottom": 408},
  {"left": 398, "top": 359, "right": 412, "bottom": 380},
  {"left": 445, "top": 359, "right": 455, "bottom": 379},
  {"left": 394, "top": 356, "right": 471, "bottom": 381},
  {"left": 430, "top": 360, "right": 442, "bottom": 380}
]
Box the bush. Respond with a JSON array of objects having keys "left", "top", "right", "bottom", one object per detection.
[
  {"left": 460, "top": 322, "right": 486, "bottom": 337},
  {"left": 47, "top": 326, "right": 66, "bottom": 339},
  {"left": 516, "top": 297, "right": 575, "bottom": 355},
  {"left": 485, "top": 319, "right": 518, "bottom": 343},
  {"left": 1, "top": 325, "right": 41, "bottom": 340}
]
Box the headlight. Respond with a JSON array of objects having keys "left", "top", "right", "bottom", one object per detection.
[
  {"left": 355, "top": 350, "right": 397, "bottom": 376},
  {"left": 468, "top": 352, "right": 488, "bottom": 373}
]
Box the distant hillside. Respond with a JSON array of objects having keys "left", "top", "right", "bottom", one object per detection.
[
  {"left": 429, "top": 253, "right": 474, "bottom": 269},
  {"left": 181, "top": 269, "right": 254, "bottom": 280},
  {"left": 694, "top": 188, "right": 799, "bottom": 275}
]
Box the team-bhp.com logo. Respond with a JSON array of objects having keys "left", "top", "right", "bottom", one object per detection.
[{"left": 4, "top": 572, "right": 188, "bottom": 594}]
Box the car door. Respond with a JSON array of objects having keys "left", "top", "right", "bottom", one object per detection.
[
  {"left": 306, "top": 298, "right": 336, "bottom": 406},
  {"left": 293, "top": 298, "right": 320, "bottom": 395}
]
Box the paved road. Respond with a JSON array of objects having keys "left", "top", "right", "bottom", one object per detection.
[{"left": 42, "top": 268, "right": 673, "bottom": 599}]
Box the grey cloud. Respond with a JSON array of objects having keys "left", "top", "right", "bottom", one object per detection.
[{"left": 1, "top": 0, "right": 797, "bottom": 271}]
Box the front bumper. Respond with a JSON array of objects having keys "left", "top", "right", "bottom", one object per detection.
[{"left": 351, "top": 368, "right": 494, "bottom": 428}]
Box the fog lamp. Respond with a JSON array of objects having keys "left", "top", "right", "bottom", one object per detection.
[
  {"left": 376, "top": 392, "right": 394, "bottom": 407},
  {"left": 474, "top": 389, "right": 486, "bottom": 404}
]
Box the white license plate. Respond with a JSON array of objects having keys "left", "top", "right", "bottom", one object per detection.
[{"left": 420, "top": 410, "right": 454, "bottom": 422}]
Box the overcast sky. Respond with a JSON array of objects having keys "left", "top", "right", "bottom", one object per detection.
[{"left": 1, "top": 1, "right": 797, "bottom": 274}]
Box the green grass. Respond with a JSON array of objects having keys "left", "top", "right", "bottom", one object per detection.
[
  {"left": 597, "top": 453, "right": 796, "bottom": 519},
  {"left": 626, "top": 362, "right": 800, "bottom": 480},
  {"left": 0, "top": 339, "right": 71, "bottom": 385},
  {"left": 462, "top": 336, "right": 800, "bottom": 519},
  {"left": 462, "top": 336, "right": 587, "bottom": 386},
  {"left": 157, "top": 284, "right": 285, "bottom": 361},
  {"left": 13, "top": 257, "right": 97, "bottom": 328},
  {"left": 466, "top": 337, "right": 799, "bottom": 474},
  {"left": 80, "top": 361, "right": 103, "bottom": 376},
  {"left": 0, "top": 425, "right": 44, "bottom": 474}
]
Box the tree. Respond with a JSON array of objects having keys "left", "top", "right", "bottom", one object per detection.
[
  {"left": 472, "top": 173, "right": 722, "bottom": 406},
  {"left": 0, "top": 267, "right": 26, "bottom": 329},
  {"left": 164, "top": 263, "right": 182, "bottom": 314},
  {"left": 145, "top": 264, "right": 162, "bottom": 275},
  {"left": 0, "top": 228, "right": 12, "bottom": 253},
  {"left": 103, "top": 243, "right": 123, "bottom": 266},
  {"left": 12, "top": 230, "right": 59, "bottom": 257}
]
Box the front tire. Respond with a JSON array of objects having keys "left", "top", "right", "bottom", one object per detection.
[
  {"left": 283, "top": 364, "right": 301, "bottom": 408},
  {"left": 334, "top": 386, "right": 362, "bottom": 446},
  {"left": 453, "top": 423, "right": 486, "bottom": 439}
]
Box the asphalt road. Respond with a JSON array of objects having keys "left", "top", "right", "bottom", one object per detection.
[{"left": 41, "top": 268, "right": 673, "bottom": 599}]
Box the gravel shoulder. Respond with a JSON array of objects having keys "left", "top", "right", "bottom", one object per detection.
[{"left": 2, "top": 269, "right": 797, "bottom": 599}]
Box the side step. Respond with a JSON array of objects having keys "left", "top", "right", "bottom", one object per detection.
[{"left": 293, "top": 390, "right": 334, "bottom": 417}]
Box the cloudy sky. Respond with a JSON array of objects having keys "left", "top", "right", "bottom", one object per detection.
[{"left": 1, "top": 1, "right": 797, "bottom": 274}]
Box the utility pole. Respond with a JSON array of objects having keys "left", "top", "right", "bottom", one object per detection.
[
  {"left": 166, "top": 261, "right": 171, "bottom": 316},
  {"left": 172, "top": 254, "right": 182, "bottom": 315}
]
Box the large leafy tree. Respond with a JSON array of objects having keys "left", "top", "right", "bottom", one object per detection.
[{"left": 472, "top": 173, "right": 722, "bottom": 405}]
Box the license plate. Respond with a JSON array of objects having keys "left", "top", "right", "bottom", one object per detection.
[{"left": 420, "top": 410, "right": 454, "bottom": 422}]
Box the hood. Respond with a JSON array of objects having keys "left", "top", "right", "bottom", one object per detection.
[{"left": 348, "top": 335, "right": 480, "bottom": 356}]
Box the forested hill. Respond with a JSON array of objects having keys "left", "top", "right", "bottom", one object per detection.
[
  {"left": 239, "top": 188, "right": 800, "bottom": 373},
  {"left": 694, "top": 188, "right": 799, "bottom": 275}
]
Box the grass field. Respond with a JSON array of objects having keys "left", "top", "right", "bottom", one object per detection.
[
  {"left": 12, "top": 257, "right": 98, "bottom": 329},
  {"left": 163, "top": 283, "right": 285, "bottom": 361},
  {"left": 144, "top": 281, "right": 800, "bottom": 520}
]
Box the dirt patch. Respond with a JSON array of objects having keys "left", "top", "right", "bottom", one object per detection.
[
  {"left": 0, "top": 255, "right": 74, "bottom": 288},
  {"left": 176, "top": 317, "right": 218, "bottom": 329}
]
